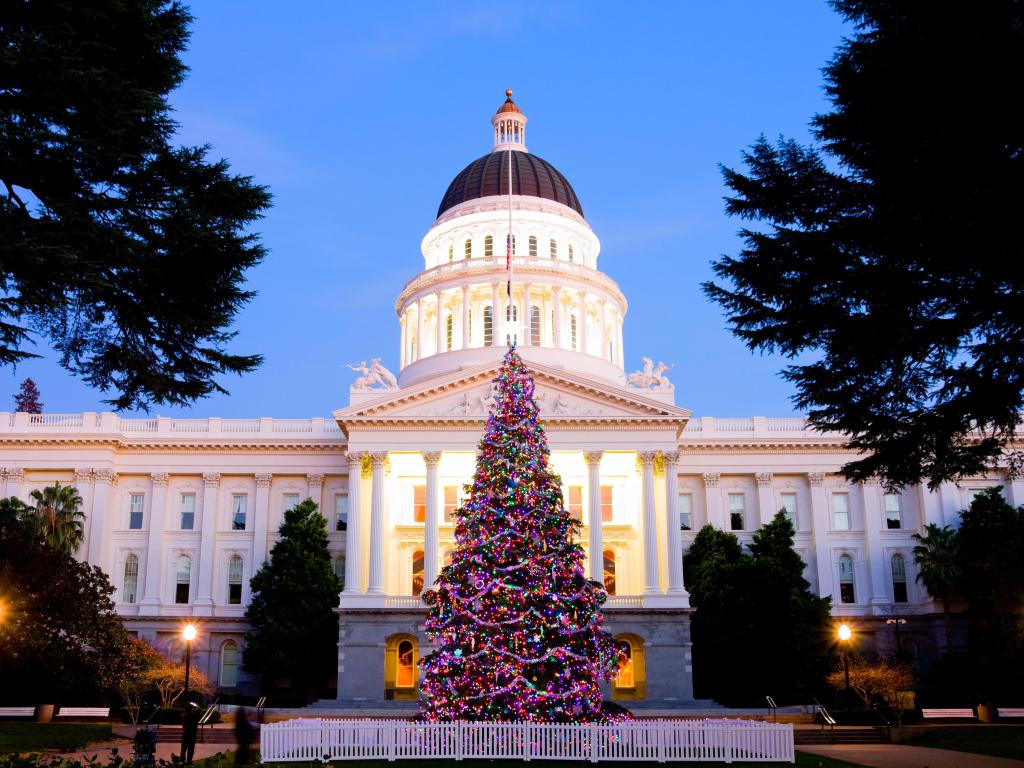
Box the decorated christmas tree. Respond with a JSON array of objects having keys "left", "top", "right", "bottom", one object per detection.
[{"left": 419, "top": 347, "right": 624, "bottom": 722}]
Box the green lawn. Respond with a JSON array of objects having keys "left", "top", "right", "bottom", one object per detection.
[
  {"left": 0, "top": 723, "right": 113, "bottom": 753},
  {"left": 903, "top": 725, "right": 1024, "bottom": 761}
]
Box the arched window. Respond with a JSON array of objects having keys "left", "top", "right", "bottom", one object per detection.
[
  {"left": 549, "top": 238, "right": 557, "bottom": 259},
  {"left": 227, "top": 555, "right": 243, "bottom": 605},
  {"left": 484, "top": 235, "right": 493, "bottom": 259},
  {"left": 603, "top": 549, "right": 616, "bottom": 595},
  {"left": 568, "top": 244, "right": 575, "bottom": 262},
  {"left": 412, "top": 549, "right": 424, "bottom": 594},
  {"left": 385, "top": 635, "right": 419, "bottom": 700},
  {"left": 528, "top": 236, "right": 537, "bottom": 258},
  {"left": 570, "top": 315, "right": 578, "bottom": 350},
  {"left": 838, "top": 554, "right": 856, "bottom": 604},
  {"left": 123, "top": 554, "right": 139, "bottom": 604},
  {"left": 220, "top": 640, "right": 239, "bottom": 688},
  {"left": 447, "top": 243, "right": 454, "bottom": 262},
  {"left": 175, "top": 555, "right": 191, "bottom": 604},
  {"left": 612, "top": 634, "right": 646, "bottom": 700},
  {"left": 445, "top": 314, "right": 453, "bottom": 351},
  {"left": 530, "top": 306, "right": 541, "bottom": 345},
  {"left": 891, "top": 553, "right": 908, "bottom": 603},
  {"left": 483, "top": 306, "right": 493, "bottom": 347},
  {"left": 464, "top": 239, "right": 472, "bottom": 259}
]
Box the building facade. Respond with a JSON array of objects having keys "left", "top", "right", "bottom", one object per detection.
[{"left": 1, "top": 93, "right": 1021, "bottom": 708}]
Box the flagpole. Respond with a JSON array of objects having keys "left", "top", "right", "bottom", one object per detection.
[{"left": 507, "top": 144, "right": 514, "bottom": 345}]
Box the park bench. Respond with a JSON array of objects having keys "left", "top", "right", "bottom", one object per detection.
[
  {"left": 0, "top": 707, "right": 35, "bottom": 718},
  {"left": 997, "top": 708, "right": 1024, "bottom": 719},
  {"left": 56, "top": 707, "right": 110, "bottom": 720},
  {"left": 921, "top": 708, "right": 975, "bottom": 720}
]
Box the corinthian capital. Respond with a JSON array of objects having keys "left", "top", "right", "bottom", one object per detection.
[{"left": 203, "top": 472, "right": 221, "bottom": 487}]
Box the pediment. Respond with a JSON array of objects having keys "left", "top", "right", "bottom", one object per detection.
[{"left": 333, "top": 360, "right": 691, "bottom": 428}]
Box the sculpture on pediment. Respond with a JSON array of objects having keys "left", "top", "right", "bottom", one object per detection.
[
  {"left": 371, "top": 358, "right": 399, "bottom": 389},
  {"left": 627, "top": 356, "right": 674, "bottom": 389},
  {"left": 450, "top": 393, "right": 474, "bottom": 415},
  {"left": 552, "top": 393, "right": 572, "bottom": 415},
  {"left": 348, "top": 358, "right": 399, "bottom": 390}
]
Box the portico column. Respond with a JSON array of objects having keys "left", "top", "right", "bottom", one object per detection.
[
  {"left": 663, "top": 452, "right": 686, "bottom": 594},
  {"left": 862, "top": 479, "right": 889, "bottom": 606},
  {"left": 253, "top": 473, "right": 272, "bottom": 567},
  {"left": 87, "top": 469, "right": 116, "bottom": 572},
  {"left": 522, "top": 283, "right": 532, "bottom": 345},
  {"left": 578, "top": 293, "right": 589, "bottom": 354},
  {"left": 367, "top": 452, "right": 388, "bottom": 594},
  {"left": 343, "top": 452, "right": 366, "bottom": 594},
  {"left": 552, "top": 287, "right": 563, "bottom": 348},
  {"left": 307, "top": 472, "right": 324, "bottom": 511},
  {"left": 639, "top": 452, "right": 661, "bottom": 594},
  {"left": 1007, "top": 468, "right": 1024, "bottom": 508},
  {"left": 140, "top": 472, "right": 169, "bottom": 611},
  {"left": 584, "top": 451, "right": 604, "bottom": 583},
  {"left": 422, "top": 452, "right": 442, "bottom": 591},
  {"left": 461, "top": 285, "right": 471, "bottom": 349},
  {"left": 195, "top": 472, "right": 220, "bottom": 611},
  {"left": 703, "top": 472, "right": 723, "bottom": 529},
  {"left": 756, "top": 472, "right": 775, "bottom": 526},
  {"left": 73, "top": 468, "right": 94, "bottom": 562},
  {"left": 416, "top": 298, "right": 425, "bottom": 361},
  {"left": 399, "top": 313, "right": 407, "bottom": 368},
  {"left": 435, "top": 291, "right": 445, "bottom": 354},
  {"left": 599, "top": 300, "right": 608, "bottom": 360},
  {"left": 491, "top": 283, "right": 500, "bottom": 343},
  {"left": 807, "top": 472, "right": 834, "bottom": 598}
]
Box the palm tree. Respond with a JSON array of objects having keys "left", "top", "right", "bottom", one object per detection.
[
  {"left": 912, "top": 523, "right": 960, "bottom": 653},
  {"left": 29, "top": 482, "right": 85, "bottom": 555}
]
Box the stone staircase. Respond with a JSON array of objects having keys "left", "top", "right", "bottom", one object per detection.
[{"left": 794, "top": 726, "right": 889, "bottom": 745}]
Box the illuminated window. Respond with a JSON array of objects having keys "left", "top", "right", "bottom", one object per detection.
[
  {"left": 283, "top": 493, "right": 299, "bottom": 512},
  {"left": 447, "top": 243, "right": 453, "bottom": 262},
  {"left": 443, "top": 485, "right": 458, "bottom": 522},
  {"left": 884, "top": 493, "right": 902, "bottom": 529},
  {"left": 397, "top": 640, "right": 415, "bottom": 688},
  {"left": 413, "top": 486, "right": 426, "bottom": 523},
  {"left": 412, "top": 549, "right": 424, "bottom": 594},
  {"left": 175, "top": 555, "right": 191, "bottom": 604},
  {"left": 484, "top": 235, "right": 493, "bottom": 258},
  {"left": 780, "top": 492, "right": 798, "bottom": 527},
  {"left": 123, "top": 554, "right": 139, "bottom": 604},
  {"left": 180, "top": 493, "right": 195, "bottom": 530},
  {"left": 549, "top": 238, "right": 557, "bottom": 258},
  {"left": 220, "top": 641, "right": 239, "bottom": 688},
  {"left": 530, "top": 306, "right": 541, "bottom": 345},
  {"left": 129, "top": 494, "right": 144, "bottom": 530},
  {"left": 528, "top": 235, "right": 537, "bottom": 257},
  {"left": 615, "top": 640, "right": 634, "bottom": 688},
  {"left": 891, "top": 553, "right": 908, "bottom": 603},
  {"left": 483, "top": 306, "right": 493, "bottom": 347},
  {"left": 679, "top": 493, "right": 693, "bottom": 530},
  {"left": 445, "top": 314, "right": 453, "bottom": 351},
  {"left": 335, "top": 494, "right": 347, "bottom": 531},
  {"left": 728, "top": 493, "right": 745, "bottom": 531},
  {"left": 232, "top": 495, "right": 247, "bottom": 530},
  {"left": 603, "top": 550, "right": 616, "bottom": 595},
  {"left": 464, "top": 239, "right": 471, "bottom": 259},
  {"left": 612, "top": 634, "right": 646, "bottom": 700},
  {"left": 228, "top": 555, "right": 243, "bottom": 605},
  {"left": 833, "top": 493, "right": 851, "bottom": 530},
  {"left": 567, "top": 486, "right": 583, "bottom": 520},
  {"left": 568, "top": 244, "right": 574, "bottom": 262},
  {"left": 570, "top": 315, "right": 577, "bottom": 350},
  {"left": 600, "top": 485, "right": 614, "bottom": 522},
  {"left": 838, "top": 554, "right": 856, "bottom": 604},
  {"left": 385, "top": 635, "right": 419, "bottom": 700}
]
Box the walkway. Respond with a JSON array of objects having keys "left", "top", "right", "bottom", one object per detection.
[{"left": 799, "top": 744, "right": 1024, "bottom": 768}]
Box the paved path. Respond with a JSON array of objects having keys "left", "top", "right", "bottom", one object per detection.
[
  {"left": 48, "top": 739, "right": 238, "bottom": 764},
  {"left": 799, "top": 744, "right": 1024, "bottom": 768}
]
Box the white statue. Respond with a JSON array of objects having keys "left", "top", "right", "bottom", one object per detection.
[
  {"left": 478, "top": 383, "right": 497, "bottom": 413},
  {"left": 627, "top": 357, "right": 674, "bottom": 389},
  {"left": 652, "top": 361, "right": 673, "bottom": 388},
  {"left": 450, "top": 393, "right": 474, "bottom": 415},
  {"left": 552, "top": 393, "right": 571, "bottom": 415},
  {"left": 371, "top": 358, "right": 399, "bottom": 389},
  {"left": 347, "top": 360, "right": 376, "bottom": 390}
]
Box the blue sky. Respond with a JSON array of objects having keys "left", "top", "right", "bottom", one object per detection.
[{"left": 10, "top": 1, "right": 849, "bottom": 418}]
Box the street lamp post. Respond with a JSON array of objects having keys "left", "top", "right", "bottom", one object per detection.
[
  {"left": 886, "top": 617, "right": 907, "bottom": 657},
  {"left": 180, "top": 623, "right": 197, "bottom": 761},
  {"left": 837, "top": 623, "right": 852, "bottom": 707}
]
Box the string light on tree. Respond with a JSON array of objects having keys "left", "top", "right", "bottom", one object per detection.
[{"left": 419, "top": 347, "right": 626, "bottom": 722}]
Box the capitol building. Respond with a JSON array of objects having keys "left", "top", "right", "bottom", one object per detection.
[{"left": 1, "top": 93, "right": 1019, "bottom": 709}]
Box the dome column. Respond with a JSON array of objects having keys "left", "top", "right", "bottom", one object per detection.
[
  {"left": 552, "top": 286, "right": 563, "bottom": 349},
  {"left": 399, "top": 313, "right": 407, "bottom": 368},
  {"left": 599, "top": 299, "right": 608, "bottom": 361},
  {"left": 416, "top": 298, "right": 425, "bottom": 361},
  {"left": 435, "top": 290, "right": 445, "bottom": 354},
  {"left": 522, "top": 283, "right": 532, "bottom": 345},
  {"left": 616, "top": 312, "right": 625, "bottom": 366},
  {"left": 461, "top": 285, "right": 471, "bottom": 349},
  {"left": 579, "top": 293, "right": 589, "bottom": 354},
  {"left": 491, "top": 282, "right": 500, "bottom": 345}
]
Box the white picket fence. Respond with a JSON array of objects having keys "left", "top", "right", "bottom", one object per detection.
[{"left": 260, "top": 718, "right": 794, "bottom": 764}]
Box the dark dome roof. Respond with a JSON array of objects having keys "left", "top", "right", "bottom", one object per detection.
[{"left": 437, "top": 150, "right": 583, "bottom": 219}]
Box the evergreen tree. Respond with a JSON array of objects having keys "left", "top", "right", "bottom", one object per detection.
[
  {"left": 684, "top": 514, "right": 832, "bottom": 705},
  {"left": 13, "top": 377, "right": 42, "bottom": 413},
  {"left": 1, "top": 1, "right": 271, "bottom": 410},
  {"left": 243, "top": 498, "right": 341, "bottom": 703},
  {"left": 704, "top": 1, "right": 1024, "bottom": 487},
  {"left": 420, "top": 348, "right": 622, "bottom": 722}
]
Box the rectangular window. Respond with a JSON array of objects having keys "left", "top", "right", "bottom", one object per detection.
[
  {"left": 530, "top": 306, "right": 541, "bottom": 346},
  {"left": 832, "top": 493, "right": 851, "bottom": 530},
  {"left": 529, "top": 236, "right": 537, "bottom": 257},
  {"left": 892, "top": 581, "right": 908, "bottom": 603},
  {"left": 413, "top": 485, "right": 426, "bottom": 523},
  {"left": 228, "top": 582, "right": 242, "bottom": 604},
  {"left": 839, "top": 581, "right": 856, "bottom": 604},
  {"left": 335, "top": 494, "right": 348, "bottom": 531},
  {"left": 129, "top": 494, "right": 144, "bottom": 530},
  {"left": 176, "top": 581, "right": 190, "bottom": 604},
  {"left": 884, "top": 493, "right": 902, "bottom": 529},
  {"left": 549, "top": 239, "right": 557, "bottom": 259},
  {"left": 485, "top": 236, "right": 493, "bottom": 258},
  {"left": 728, "top": 493, "right": 745, "bottom": 531},
  {"left": 445, "top": 314, "right": 453, "bottom": 351},
  {"left": 180, "top": 494, "right": 196, "bottom": 530},
  {"left": 483, "top": 307, "right": 493, "bottom": 347},
  {"left": 600, "top": 485, "right": 614, "bottom": 522},
  {"left": 443, "top": 486, "right": 459, "bottom": 522},
  {"left": 232, "top": 495, "right": 247, "bottom": 531},
  {"left": 679, "top": 493, "right": 693, "bottom": 530},
  {"left": 283, "top": 493, "right": 299, "bottom": 512},
  {"left": 838, "top": 556, "right": 856, "bottom": 604},
  {"left": 570, "top": 315, "right": 578, "bottom": 350},
  {"left": 567, "top": 486, "right": 583, "bottom": 520},
  {"left": 780, "top": 492, "right": 798, "bottom": 528}
]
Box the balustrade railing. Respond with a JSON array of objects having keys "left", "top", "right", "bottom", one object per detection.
[{"left": 1, "top": 413, "right": 342, "bottom": 438}]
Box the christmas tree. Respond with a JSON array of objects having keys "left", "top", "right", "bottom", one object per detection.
[{"left": 419, "top": 347, "right": 624, "bottom": 722}]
